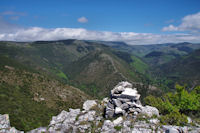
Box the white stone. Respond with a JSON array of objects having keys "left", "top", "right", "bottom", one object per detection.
[
  {"left": 0, "top": 114, "right": 10, "bottom": 129},
  {"left": 78, "top": 124, "right": 91, "bottom": 132},
  {"left": 102, "top": 97, "right": 109, "bottom": 103},
  {"left": 121, "top": 88, "right": 140, "bottom": 99},
  {"left": 39, "top": 97, "right": 45, "bottom": 101},
  {"left": 83, "top": 100, "right": 97, "bottom": 111},
  {"left": 115, "top": 107, "right": 123, "bottom": 114},
  {"left": 48, "top": 109, "right": 80, "bottom": 132},
  {"left": 78, "top": 111, "right": 96, "bottom": 122},
  {"left": 49, "top": 110, "right": 68, "bottom": 125},
  {"left": 113, "top": 99, "right": 122, "bottom": 107},
  {"left": 187, "top": 117, "right": 192, "bottom": 123},
  {"left": 111, "top": 81, "right": 132, "bottom": 95},
  {"left": 0, "top": 114, "right": 24, "bottom": 133},
  {"left": 101, "top": 120, "right": 115, "bottom": 133},
  {"left": 118, "top": 81, "right": 132, "bottom": 88},
  {"left": 149, "top": 118, "right": 160, "bottom": 124},
  {"left": 162, "top": 125, "right": 180, "bottom": 133},
  {"left": 141, "top": 105, "right": 159, "bottom": 117},
  {"left": 113, "top": 117, "right": 123, "bottom": 126}
]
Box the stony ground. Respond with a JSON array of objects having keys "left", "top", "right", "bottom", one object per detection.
[{"left": 0, "top": 81, "right": 200, "bottom": 133}]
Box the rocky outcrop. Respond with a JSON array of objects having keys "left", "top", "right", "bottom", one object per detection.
[
  {"left": 1, "top": 81, "right": 200, "bottom": 133},
  {"left": 0, "top": 114, "right": 24, "bottom": 133},
  {"left": 83, "top": 100, "right": 97, "bottom": 111},
  {"left": 105, "top": 81, "right": 159, "bottom": 118}
]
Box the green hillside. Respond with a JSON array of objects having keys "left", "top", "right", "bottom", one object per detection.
[
  {"left": 157, "top": 49, "right": 200, "bottom": 88},
  {"left": 102, "top": 41, "right": 200, "bottom": 90},
  {"left": 0, "top": 56, "right": 90, "bottom": 131},
  {"left": 0, "top": 40, "right": 158, "bottom": 99}
]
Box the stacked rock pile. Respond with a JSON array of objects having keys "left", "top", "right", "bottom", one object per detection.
[{"left": 105, "top": 81, "right": 158, "bottom": 118}]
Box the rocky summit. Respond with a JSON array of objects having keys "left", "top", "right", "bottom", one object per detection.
[{"left": 1, "top": 81, "right": 200, "bottom": 133}]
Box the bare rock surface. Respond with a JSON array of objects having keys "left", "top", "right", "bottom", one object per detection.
[
  {"left": 141, "top": 105, "right": 159, "bottom": 117},
  {"left": 83, "top": 100, "right": 97, "bottom": 111},
  {"left": 0, "top": 114, "right": 24, "bottom": 133}
]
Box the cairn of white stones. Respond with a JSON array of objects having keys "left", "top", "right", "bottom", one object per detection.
[{"left": 105, "top": 81, "right": 144, "bottom": 118}]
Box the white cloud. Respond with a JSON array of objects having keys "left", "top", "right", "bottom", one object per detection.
[
  {"left": 0, "top": 11, "right": 200, "bottom": 45},
  {"left": 78, "top": 16, "right": 88, "bottom": 23},
  {"left": 163, "top": 12, "right": 200, "bottom": 32},
  {"left": 0, "top": 26, "right": 200, "bottom": 45},
  {"left": 162, "top": 25, "right": 178, "bottom": 31}
]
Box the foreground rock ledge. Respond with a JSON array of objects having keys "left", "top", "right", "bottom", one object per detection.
[{"left": 0, "top": 81, "right": 200, "bottom": 133}]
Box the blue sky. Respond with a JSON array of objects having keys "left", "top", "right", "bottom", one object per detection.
[{"left": 0, "top": 0, "right": 200, "bottom": 44}]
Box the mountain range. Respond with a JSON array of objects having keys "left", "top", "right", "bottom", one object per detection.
[{"left": 0, "top": 40, "right": 200, "bottom": 131}]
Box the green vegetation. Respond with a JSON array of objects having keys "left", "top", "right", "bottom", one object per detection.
[
  {"left": 0, "top": 41, "right": 153, "bottom": 99},
  {"left": 130, "top": 55, "right": 148, "bottom": 74},
  {"left": 0, "top": 55, "right": 90, "bottom": 131},
  {"left": 144, "top": 84, "right": 200, "bottom": 126},
  {"left": 160, "top": 110, "right": 188, "bottom": 126},
  {"left": 157, "top": 49, "right": 200, "bottom": 88},
  {"left": 56, "top": 70, "right": 68, "bottom": 80},
  {"left": 114, "top": 126, "right": 122, "bottom": 131},
  {"left": 0, "top": 82, "right": 56, "bottom": 131}
]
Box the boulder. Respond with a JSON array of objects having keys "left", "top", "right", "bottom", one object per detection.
[
  {"left": 122, "top": 121, "right": 131, "bottom": 133},
  {"left": 117, "top": 98, "right": 131, "bottom": 103},
  {"left": 83, "top": 100, "right": 97, "bottom": 111},
  {"left": 113, "top": 117, "right": 123, "bottom": 126},
  {"left": 113, "top": 99, "right": 122, "bottom": 107},
  {"left": 78, "top": 124, "right": 91, "bottom": 132},
  {"left": 187, "top": 117, "right": 192, "bottom": 123},
  {"left": 141, "top": 105, "right": 159, "bottom": 117},
  {"left": 78, "top": 111, "right": 96, "bottom": 122},
  {"left": 101, "top": 120, "right": 115, "bottom": 133},
  {"left": 48, "top": 109, "right": 80, "bottom": 132},
  {"left": 120, "top": 88, "right": 140, "bottom": 100},
  {"left": 107, "top": 100, "right": 114, "bottom": 109},
  {"left": 49, "top": 110, "right": 68, "bottom": 126},
  {"left": 111, "top": 81, "right": 132, "bottom": 95},
  {"left": 115, "top": 107, "right": 124, "bottom": 114},
  {"left": 0, "top": 114, "right": 24, "bottom": 133},
  {"left": 131, "top": 127, "right": 152, "bottom": 133},
  {"left": 127, "top": 102, "right": 142, "bottom": 109},
  {"left": 162, "top": 125, "right": 180, "bottom": 133},
  {"left": 120, "top": 103, "right": 129, "bottom": 110},
  {"left": 105, "top": 108, "right": 115, "bottom": 118},
  {"left": 102, "top": 97, "right": 109, "bottom": 103},
  {"left": 0, "top": 114, "right": 10, "bottom": 129}
]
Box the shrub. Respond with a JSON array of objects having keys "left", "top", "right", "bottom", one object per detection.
[
  {"left": 144, "top": 95, "right": 178, "bottom": 115},
  {"left": 144, "top": 84, "right": 200, "bottom": 125},
  {"left": 174, "top": 84, "right": 200, "bottom": 114},
  {"left": 160, "top": 110, "right": 188, "bottom": 126}
]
